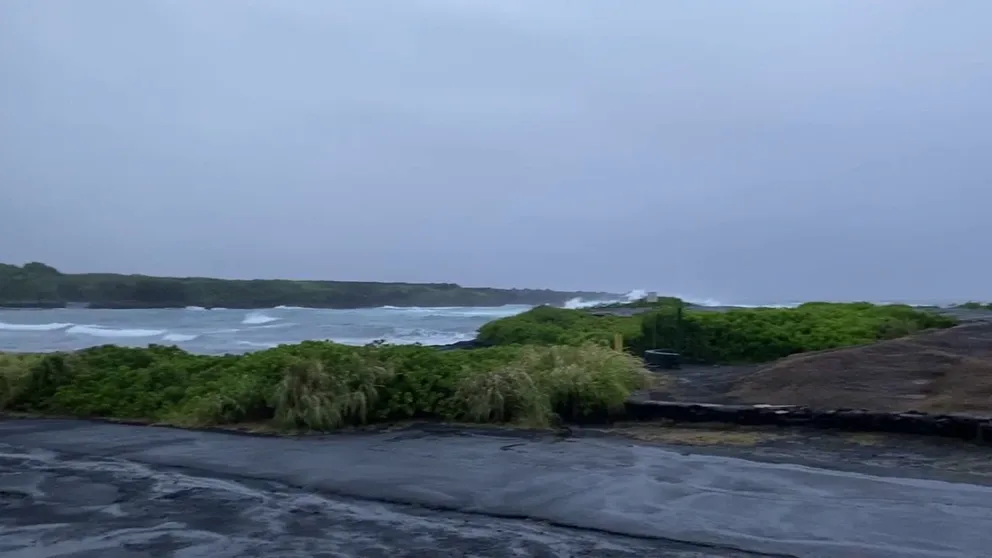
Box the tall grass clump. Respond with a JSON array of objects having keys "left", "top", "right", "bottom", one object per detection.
[
  {"left": 452, "top": 343, "right": 649, "bottom": 427},
  {"left": 272, "top": 351, "right": 393, "bottom": 431},
  {"left": 0, "top": 353, "right": 42, "bottom": 410}
]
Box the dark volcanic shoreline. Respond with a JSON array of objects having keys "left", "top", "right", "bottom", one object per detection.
[{"left": 3, "top": 418, "right": 992, "bottom": 558}]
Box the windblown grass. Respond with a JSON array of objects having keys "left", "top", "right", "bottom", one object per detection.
[
  {"left": 0, "top": 342, "right": 649, "bottom": 432},
  {"left": 273, "top": 352, "right": 393, "bottom": 430},
  {"left": 0, "top": 353, "right": 42, "bottom": 409},
  {"left": 453, "top": 344, "right": 649, "bottom": 427}
]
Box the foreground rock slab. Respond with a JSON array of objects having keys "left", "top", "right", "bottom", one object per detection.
[{"left": 3, "top": 419, "right": 992, "bottom": 558}]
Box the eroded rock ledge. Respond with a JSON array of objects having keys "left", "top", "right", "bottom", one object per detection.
[{"left": 623, "top": 398, "right": 992, "bottom": 445}]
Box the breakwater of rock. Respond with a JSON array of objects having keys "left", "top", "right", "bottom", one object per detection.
[{"left": 623, "top": 398, "right": 992, "bottom": 444}]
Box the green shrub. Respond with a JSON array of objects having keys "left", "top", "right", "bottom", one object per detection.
[
  {"left": 640, "top": 302, "right": 956, "bottom": 363},
  {"left": 0, "top": 341, "right": 648, "bottom": 432},
  {"left": 476, "top": 305, "right": 641, "bottom": 347},
  {"left": 479, "top": 302, "right": 958, "bottom": 365},
  {"left": 452, "top": 344, "right": 649, "bottom": 427},
  {"left": 0, "top": 353, "right": 42, "bottom": 409},
  {"left": 272, "top": 352, "right": 390, "bottom": 430}
]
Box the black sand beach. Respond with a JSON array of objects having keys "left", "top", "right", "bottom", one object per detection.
[{"left": 3, "top": 419, "right": 992, "bottom": 558}]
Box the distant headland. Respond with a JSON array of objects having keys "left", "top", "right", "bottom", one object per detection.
[{"left": 0, "top": 262, "right": 617, "bottom": 310}]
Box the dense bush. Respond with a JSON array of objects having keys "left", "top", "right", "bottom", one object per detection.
[
  {"left": 478, "top": 302, "right": 958, "bottom": 364},
  {"left": 476, "top": 305, "right": 642, "bottom": 347},
  {"left": 0, "top": 342, "right": 649, "bottom": 431},
  {"left": 641, "top": 302, "right": 957, "bottom": 363}
]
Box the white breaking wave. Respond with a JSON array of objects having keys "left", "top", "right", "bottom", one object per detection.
[
  {"left": 391, "top": 327, "right": 473, "bottom": 345},
  {"left": 66, "top": 325, "right": 166, "bottom": 338},
  {"left": 336, "top": 328, "right": 474, "bottom": 347},
  {"left": 4, "top": 297, "right": 815, "bottom": 356},
  {"left": 566, "top": 288, "right": 792, "bottom": 309},
  {"left": 162, "top": 333, "right": 199, "bottom": 342},
  {"left": 563, "top": 289, "right": 646, "bottom": 309},
  {"left": 274, "top": 305, "right": 306, "bottom": 310},
  {"left": 561, "top": 289, "right": 775, "bottom": 309},
  {"left": 241, "top": 311, "right": 280, "bottom": 325},
  {"left": 376, "top": 305, "right": 530, "bottom": 319},
  {"left": 252, "top": 322, "right": 296, "bottom": 330},
  {"left": 185, "top": 306, "right": 207, "bottom": 311},
  {"left": 623, "top": 289, "right": 647, "bottom": 301},
  {"left": 660, "top": 294, "right": 727, "bottom": 307},
  {"left": 563, "top": 297, "right": 611, "bottom": 309},
  {"left": 236, "top": 340, "right": 279, "bottom": 349},
  {"left": 0, "top": 321, "right": 73, "bottom": 332}
]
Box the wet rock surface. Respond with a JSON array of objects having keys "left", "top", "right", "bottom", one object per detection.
[
  {"left": 3, "top": 419, "right": 992, "bottom": 558},
  {"left": 623, "top": 399, "right": 992, "bottom": 444}
]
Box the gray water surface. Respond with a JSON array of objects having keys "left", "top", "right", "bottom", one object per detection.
[
  {"left": 0, "top": 305, "right": 529, "bottom": 354},
  {"left": 2, "top": 419, "right": 991, "bottom": 558}
]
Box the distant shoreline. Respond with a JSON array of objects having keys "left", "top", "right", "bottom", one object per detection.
[
  {"left": 0, "top": 301, "right": 544, "bottom": 311},
  {"left": 0, "top": 261, "right": 619, "bottom": 311}
]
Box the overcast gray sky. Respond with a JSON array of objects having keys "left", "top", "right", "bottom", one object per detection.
[{"left": 1, "top": 1, "right": 989, "bottom": 305}]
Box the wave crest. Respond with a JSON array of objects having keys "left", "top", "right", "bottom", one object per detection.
[
  {"left": 66, "top": 325, "right": 166, "bottom": 338},
  {"left": 241, "top": 312, "right": 280, "bottom": 325},
  {"left": 162, "top": 333, "right": 199, "bottom": 342},
  {"left": 0, "top": 321, "right": 72, "bottom": 332}
]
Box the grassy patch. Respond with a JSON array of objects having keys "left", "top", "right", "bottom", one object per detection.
[
  {"left": 0, "top": 342, "right": 649, "bottom": 432},
  {"left": 478, "top": 301, "right": 957, "bottom": 364}
]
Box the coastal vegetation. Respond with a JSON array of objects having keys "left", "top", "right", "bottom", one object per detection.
[
  {"left": 0, "top": 342, "right": 650, "bottom": 431},
  {"left": 584, "top": 295, "right": 688, "bottom": 310},
  {"left": 0, "top": 262, "right": 613, "bottom": 310},
  {"left": 477, "top": 302, "right": 957, "bottom": 364},
  {"left": 954, "top": 301, "right": 992, "bottom": 311},
  {"left": 0, "top": 263, "right": 969, "bottom": 432}
]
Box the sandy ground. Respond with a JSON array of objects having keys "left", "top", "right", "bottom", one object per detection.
[
  {"left": 643, "top": 321, "right": 992, "bottom": 415},
  {"left": 4, "top": 418, "right": 992, "bottom": 558}
]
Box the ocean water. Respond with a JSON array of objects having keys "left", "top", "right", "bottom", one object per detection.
[
  {"left": 0, "top": 289, "right": 953, "bottom": 355},
  {"left": 0, "top": 289, "right": 666, "bottom": 354},
  {"left": 0, "top": 304, "right": 542, "bottom": 354}
]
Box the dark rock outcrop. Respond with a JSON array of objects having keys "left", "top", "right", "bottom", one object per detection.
[
  {"left": 434, "top": 339, "right": 492, "bottom": 351},
  {"left": 622, "top": 399, "right": 992, "bottom": 444}
]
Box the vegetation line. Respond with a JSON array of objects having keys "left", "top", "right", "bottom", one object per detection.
[
  {"left": 0, "top": 343, "right": 653, "bottom": 431},
  {"left": 0, "top": 300, "right": 962, "bottom": 434},
  {"left": 0, "top": 261, "right": 614, "bottom": 309},
  {"left": 477, "top": 300, "right": 956, "bottom": 364}
]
